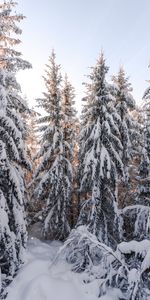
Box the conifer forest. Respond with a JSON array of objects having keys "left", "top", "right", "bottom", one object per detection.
[{"left": 0, "top": 1, "right": 150, "bottom": 299}]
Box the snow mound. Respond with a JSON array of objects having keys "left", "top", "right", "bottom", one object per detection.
[
  {"left": 117, "top": 239, "right": 150, "bottom": 256},
  {"left": 7, "top": 237, "right": 99, "bottom": 300}
]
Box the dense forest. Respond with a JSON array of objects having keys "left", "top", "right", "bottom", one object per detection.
[{"left": 0, "top": 1, "right": 149, "bottom": 299}]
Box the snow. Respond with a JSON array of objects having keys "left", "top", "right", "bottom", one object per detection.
[
  {"left": 100, "top": 145, "right": 111, "bottom": 178},
  {"left": 97, "top": 289, "right": 124, "bottom": 300},
  {"left": 122, "top": 204, "right": 150, "bottom": 214},
  {"left": 6, "top": 238, "right": 94, "bottom": 300},
  {"left": 117, "top": 239, "right": 150, "bottom": 256},
  {"left": 141, "top": 248, "right": 150, "bottom": 272},
  {"left": 0, "top": 140, "right": 7, "bottom": 161},
  {"left": 6, "top": 237, "right": 123, "bottom": 300},
  {"left": 128, "top": 268, "right": 139, "bottom": 285}
]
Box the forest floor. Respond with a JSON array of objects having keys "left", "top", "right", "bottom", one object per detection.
[{"left": 6, "top": 237, "right": 121, "bottom": 300}]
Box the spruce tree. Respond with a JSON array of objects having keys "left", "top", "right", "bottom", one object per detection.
[
  {"left": 61, "top": 74, "right": 77, "bottom": 226},
  {"left": 143, "top": 83, "right": 150, "bottom": 160},
  {"left": 61, "top": 74, "right": 76, "bottom": 144},
  {"left": 112, "top": 67, "right": 135, "bottom": 185},
  {"left": 120, "top": 102, "right": 150, "bottom": 241},
  {"left": 135, "top": 83, "right": 150, "bottom": 206},
  {"left": 0, "top": 1, "right": 31, "bottom": 296},
  {"left": 34, "top": 52, "right": 73, "bottom": 240},
  {"left": 23, "top": 109, "right": 41, "bottom": 224},
  {"left": 78, "top": 53, "right": 123, "bottom": 246}
]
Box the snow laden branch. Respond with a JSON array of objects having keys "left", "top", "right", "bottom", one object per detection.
[{"left": 52, "top": 226, "right": 150, "bottom": 299}]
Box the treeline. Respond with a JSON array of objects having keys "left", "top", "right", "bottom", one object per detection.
[{"left": 0, "top": 1, "right": 149, "bottom": 299}]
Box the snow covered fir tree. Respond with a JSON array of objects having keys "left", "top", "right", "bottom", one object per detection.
[
  {"left": 77, "top": 53, "right": 123, "bottom": 247},
  {"left": 120, "top": 83, "right": 150, "bottom": 244},
  {"left": 139, "top": 83, "right": 150, "bottom": 199},
  {"left": 23, "top": 108, "right": 41, "bottom": 224},
  {"left": 34, "top": 51, "right": 76, "bottom": 241},
  {"left": 125, "top": 82, "right": 150, "bottom": 241},
  {"left": 61, "top": 74, "right": 78, "bottom": 226},
  {"left": 142, "top": 81, "right": 150, "bottom": 168},
  {"left": 112, "top": 67, "right": 135, "bottom": 186},
  {"left": 0, "top": 0, "right": 31, "bottom": 297}
]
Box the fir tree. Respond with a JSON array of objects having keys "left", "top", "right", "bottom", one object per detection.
[
  {"left": 34, "top": 52, "right": 73, "bottom": 240},
  {"left": 143, "top": 82, "right": 150, "bottom": 160},
  {"left": 61, "top": 74, "right": 76, "bottom": 145},
  {"left": 78, "top": 53, "right": 123, "bottom": 246},
  {"left": 23, "top": 108, "right": 41, "bottom": 224},
  {"left": 135, "top": 82, "right": 150, "bottom": 207},
  {"left": 112, "top": 67, "right": 135, "bottom": 185},
  {"left": 0, "top": 1, "right": 31, "bottom": 297},
  {"left": 24, "top": 108, "right": 39, "bottom": 184},
  {"left": 61, "top": 74, "right": 78, "bottom": 226}
]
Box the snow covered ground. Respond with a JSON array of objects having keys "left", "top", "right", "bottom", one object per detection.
[{"left": 7, "top": 237, "right": 120, "bottom": 300}]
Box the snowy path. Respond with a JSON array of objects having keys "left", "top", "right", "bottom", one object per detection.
[{"left": 7, "top": 238, "right": 100, "bottom": 300}]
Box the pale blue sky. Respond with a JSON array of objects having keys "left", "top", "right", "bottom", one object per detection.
[{"left": 17, "top": 0, "right": 150, "bottom": 112}]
